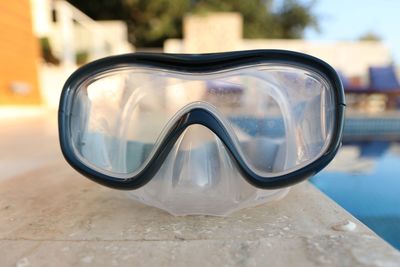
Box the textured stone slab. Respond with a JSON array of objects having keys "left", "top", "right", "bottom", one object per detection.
[{"left": 0, "top": 111, "right": 399, "bottom": 267}]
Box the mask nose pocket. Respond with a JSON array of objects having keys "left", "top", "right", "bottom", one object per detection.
[
  {"left": 127, "top": 124, "right": 289, "bottom": 216},
  {"left": 165, "top": 124, "right": 242, "bottom": 202},
  {"left": 240, "top": 137, "right": 284, "bottom": 173},
  {"left": 170, "top": 125, "right": 222, "bottom": 188}
]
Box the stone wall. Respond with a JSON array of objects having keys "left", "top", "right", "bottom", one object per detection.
[{"left": 183, "top": 13, "right": 242, "bottom": 53}]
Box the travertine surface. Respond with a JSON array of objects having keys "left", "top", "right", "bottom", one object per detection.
[{"left": 1, "top": 110, "right": 399, "bottom": 267}]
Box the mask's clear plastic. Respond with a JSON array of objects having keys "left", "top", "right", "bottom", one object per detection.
[{"left": 68, "top": 63, "right": 335, "bottom": 215}]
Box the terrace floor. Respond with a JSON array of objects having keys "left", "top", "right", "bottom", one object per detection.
[{"left": 0, "top": 108, "right": 399, "bottom": 267}]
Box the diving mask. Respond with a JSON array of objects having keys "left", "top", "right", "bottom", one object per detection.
[{"left": 58, "top": 50, "right": 345, "bottom": 216}]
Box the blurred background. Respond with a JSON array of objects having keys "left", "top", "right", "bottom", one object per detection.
[
  {"left": 2, "top": 0, "right": 400, "bottom": 112},
  {"left": 0, "top": 0, "right": 399, "bottom": 249}
]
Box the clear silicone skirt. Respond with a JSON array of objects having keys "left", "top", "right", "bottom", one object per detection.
[{"left": 59, "top": 50, "right": 345, "bottom": 216}]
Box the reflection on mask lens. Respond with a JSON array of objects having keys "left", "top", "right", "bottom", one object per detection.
[{"left": 69, "top": 64, "right": 334, "bottom": 177}]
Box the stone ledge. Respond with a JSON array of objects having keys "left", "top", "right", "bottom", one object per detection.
[{"left": 0, "top": 112, "right": 399, "bottom": 266}]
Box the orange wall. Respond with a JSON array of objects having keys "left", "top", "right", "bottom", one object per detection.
[{"left": 0, "top": 0, "right": 41, "bottom": 105}]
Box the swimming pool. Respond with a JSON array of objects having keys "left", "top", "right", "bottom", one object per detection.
[{"left": 311, "top": 141, "right": 400, "bottom": 250}]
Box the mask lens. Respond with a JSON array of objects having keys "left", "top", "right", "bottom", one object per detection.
[{"left": 68, "top": 64, "right": 335, "bottom": 177}]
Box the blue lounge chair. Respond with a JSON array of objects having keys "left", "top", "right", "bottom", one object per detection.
[
  {"left": 205, "top": 80, "right": 244, "bottom": 106},
  {"left": 369, "top": 65, "right": 400, "bottom": 109},
  {"left": 206, "top": 80, "right": 244, "bottom": 94},
  {"left": 369, "top": 65, "right": 400, "bottom": 91}
]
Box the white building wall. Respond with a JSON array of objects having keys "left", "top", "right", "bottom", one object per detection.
[
  {"left": 164, "top": 13, "right": 393, "bottom": 79},
  {"left": 30, "top": 0, "right": 53, "bottom": 37},
  {"left": 240, "top": 40, "right": 392, "bottom": 78}
]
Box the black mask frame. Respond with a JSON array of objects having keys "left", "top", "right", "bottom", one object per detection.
[{"left": 58, "top": 50, "right": 345, "bottom": 190}]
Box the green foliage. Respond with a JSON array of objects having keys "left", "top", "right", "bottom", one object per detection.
[
  {"left": 123, "top": 0, "right": 190, "bottom": 46},
  {"left": 359, "top": 32, "right": 381, "bottom": 41},
  {"left": 39, "top": 37, "right": 60, "bottom": 65},
  {"left": 67, "top": 0, "right": 318, "bottom": 47},
  {"left": 75, "top": 50, "right": 89, "bottom": 65},
  {"left": 274, "top": 0, "right": 318, "bottom": 39}
]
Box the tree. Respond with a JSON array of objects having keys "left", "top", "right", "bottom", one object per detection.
[
  {"left": 273, "top": 0, "right": 318, "bottom": 39},
  {"left": 67, "top": 0, "right": 318, "bottom": 47},
  {"left": 67, "top": 0, "right": 190, "bottom": 47},
  {"left": 359, "top": 32, "right": 381, "bottom": 42}
]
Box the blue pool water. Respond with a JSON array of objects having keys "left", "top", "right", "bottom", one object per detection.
[{"left": 311, "top": 141, "right": 400, "bottom": 250}]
